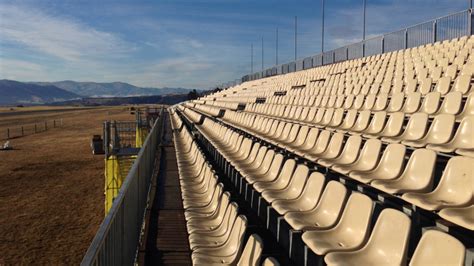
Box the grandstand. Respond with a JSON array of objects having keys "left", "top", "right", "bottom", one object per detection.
[{"left": 82, "top": 8, "right": 473, "bottom": 266}]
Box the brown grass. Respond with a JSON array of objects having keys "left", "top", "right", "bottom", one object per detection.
[{"left": 0, "top": 106, "right": 133, "bottom": 264}]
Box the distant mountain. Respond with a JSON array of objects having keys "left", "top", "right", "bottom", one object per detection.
[
  {"left": 0, "top": 79, "right": 80, "bottom": 105},
  {"left": 32, "top": 80, "right": 195, "bottom": 97}
]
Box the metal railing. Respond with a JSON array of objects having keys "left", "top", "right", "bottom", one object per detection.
[
  {"left": 81, "top": 108, "right": 164, "bottom": 266},
  {"left": 223, "top": 8, "right": 473, "bottom": 88}
]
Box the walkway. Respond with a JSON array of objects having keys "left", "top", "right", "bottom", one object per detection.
[{"left": 144, "top": 113, "right": 191, "bottom": 265}]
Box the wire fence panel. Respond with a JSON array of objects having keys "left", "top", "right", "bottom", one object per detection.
[
  {"left": 296, "top": 60, "right": 304, "bottom": 71},
  {"left": 407, "top": 21, "right": 434, "bottom": 48},
  {"left": 365, "top": 36, "right": 383, "bottom": 56},
  {"left": 384, "top": 29, "right": 406, "bottom": 52},
  {"left": 303, "top": 57, "right": 313, "bottom": 69},
  {"left": 436, "top": 10, "right": 470, "bottom": 42},
  {"left": 312, "top": 54, "right": 323, "bottom": 67},
  {"left": 323, "top": 51, "right": 334, "bottom": 65},
  {"left": 334, "top": 47, "right": 348, "bottom": 62},
  {"left": 237, "top": 9, "right": 473, "bottom": 84},
  {"left": 348, "top": 42, "right": 363, "bottom": 59},
  {"left": 81, "top": 109, "right": 164, "bottom": 266}
]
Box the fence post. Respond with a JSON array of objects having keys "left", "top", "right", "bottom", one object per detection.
[
  {"left": 45, "top": 121, "right": 48, "bottom": 131},
  {"left": 433, "top": 20, "right": 438, "bottom": 43},
  {"left": 381, "top": 36, "right": 385, "bottom": 53},
  {"left": 6, "top": 128, "right": 9, "bottom": 139},
  {"left": 405, "top": 29, "right": 408, "bottom": 49},
  {"left": 469, "top": 9, "right": 473, "bottom": 35},
  {"left": 21, "top": 126, "right": 24, "bottom": 136}
]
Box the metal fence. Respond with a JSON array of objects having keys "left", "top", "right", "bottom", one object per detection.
[
  {"left": 81, "top": 109, "right": 164, "bottom": 266},
  {"left": 2, "top": 119, "right": 63, "bottom": 140},
  {"left": 233, "top": 9, "right": 473, "bottom": 87}
]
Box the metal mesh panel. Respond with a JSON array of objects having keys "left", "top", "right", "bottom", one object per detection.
[
  {"left": 364, "top": 36, "right": 383, "bottom": 56},
  {"left": 334, "top": 47, "right": 348, "bottom": 62},
  {"left": 384, "top": 29, "right": 406, "bottom": 52},
  {"left": 348, "top": 42, "right": 363, "bottom": 59},
  {"left": 323, "top": 51, "right": 334, "bottom": 65},
  {"left": 407, "top": 21, "right": 434, "bottom": 48},
  {"left": 436, "top": 10, "right": 469, "bottom": 41}
]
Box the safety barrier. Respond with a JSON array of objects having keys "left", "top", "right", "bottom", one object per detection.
[
  {"left": 229, "top": 8, "right": 474, "bottom": 87},
  {"left": 81, "top": 108, "right": 164, "bottom": 266}
]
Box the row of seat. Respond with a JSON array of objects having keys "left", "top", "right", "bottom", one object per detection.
[
  {"left": 246, "top": 92, "right": 474, "bottom": 119},
  {"left": 170, "top": 109, "right": 279, "bottom": 266},
  {"left": 180, "top": 110, "right": 469, "bottom": 266},
  {"left": 220, "top": 108, "right": 473, "bottom": 157},
  {"left": 192, "top": 112, "right": 474, "bottom": 230}
]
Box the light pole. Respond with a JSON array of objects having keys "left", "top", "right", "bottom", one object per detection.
[
  {"left": 363, "top": 0, "right": 367, "bottom": 40},
  {"left": 321, "top": 0, "right": 325, "bottom": 53},
  {"left": 261, "top": 37, "right": 264, "bottom": 71},
  {"left": 251, "top": 43, "right": 253, "bottom": 73},
  {"left": 276, "top": 27, "right": 279, "bottom": 65},
  {"left": 295, "top": 16, "right": 298, "bottom": 60}
]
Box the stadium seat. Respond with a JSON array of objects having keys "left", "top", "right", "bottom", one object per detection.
[
  {"left": 409, "top": 230, "right": 465, "bottom": 266},
  {"left": 302, "top": 193, "right": 373, "bottom": 255},
  {"left": 236, "top": 234, "right": 264, "bottom": 266},
  {"left": 402, "top": 156, "right": 473, "bottom": 211},
  {"left": 284, "top": 181, "right": 347, "bottom": 231},
  {"left": 324, "top": 208, "right": 411, "bottom": 266},
  {"left": 438, "top": 205, "right": 474, "bottom": 230}
]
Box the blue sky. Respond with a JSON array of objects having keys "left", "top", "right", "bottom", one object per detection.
[{"left": 0, "top": 0, "right": 469, "bottom": 88}]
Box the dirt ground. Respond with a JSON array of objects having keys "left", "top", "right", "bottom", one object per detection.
[{"left": 0, "top": 106, "right": 134, "bottom": 264}]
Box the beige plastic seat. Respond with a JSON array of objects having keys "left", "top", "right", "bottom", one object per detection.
[
  {"left": 382, "top": 113, "right": 428, "bottom": 143},
  {"left": 253, "top": 159, "right": 296, "bottom": 193},
  {"left": 349, "top": 110, "right": 371, "bottom": 133},
  {"left": 271, "top": 172, "right": 325, "bottom": 215},
  {"left": 240, "top": 150, "right": 275, "bottom": 180},
  {"left": 427, "top": 116, "right": 474, "bottom": 156},
  {"left": 435, "top": 91, "right": 462, "bottom": 115},
  {"left": 188, "top": 202, "right": 239, "bottom": 250},
  {"left": 262, "top": 257, "right": 280, "bottom": 266},
  {"left": 402, "top": 156, "right": 474, "bottom": 211},
  {"left": 236, "top": 234, "right": 264, "bottom": 266},
  {"left": 302, "top": 193, "right": 373, "bottom": 255},
  {"left": 419, "top": 92, "right": 441, "bottom": 114},
  {"left": 294, "top": 128, "right": 320, "bottom": 157},
  {"left": 245, "top": 154, "right": 284, "bottom": 185},
  {"left": 306, "top": 132, "right": 344, "bottom": 162},
  {"left": 402, "top": 114, "right": 455, "bottom": 148},
  {"left": 456, "top": 93, "right": 474, "bottom": 121},
  {"left": 261, "top": 164, "right": 309, "bottom": 203},
  {"left": 349, "top": 144, "right": 406, "bottom": 184},
  {"left": 439, "top": 205, "right": 474, "bottom": 230},
  {"left": 332, "top": 139, "right": 382, "bottom": 175},
  {"left": 362, "top": 111, "right": 387, "bottom": 136},
  {"left": 186, "top": 192, "right": 230, "bottom": 227},
  {"left": 303, "top": 130, "right": 331, "bottom": 159},
  {"left": 336, "top": 109, "right": 358, "bottom": 132},
  {"left": 234, "top": 146, "right": 268, "bottom": 173},
  {"left": 409, "top": 230, "right": 465, "bottom": 266},
  {"left": 286, "top": 126, "right": 309, "bottom": 152},
  {"left": 284, "top": 181, "right": 347, "bottom": 231},
  {"left": 371, "top": 149, "right": 436, "bottom": 194},
  {"left": 192, "top": 215, "right": 247, "bottom": 265},
  {"left": 375, "top": 112, "right": 404, "bottom": 139},
  {"left": 319, "top": 135, "right": 362, "bottom": 167},
  {"left": 324, "top": 208, "right": 411, "bottom": 266}
]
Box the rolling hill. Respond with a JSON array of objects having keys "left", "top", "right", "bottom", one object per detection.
[
  {"left": 0, "top": 79, "right": 80, "bottom": 105},
  {"left": 32, "top": 81, "right": 195, "bottom": 97}
]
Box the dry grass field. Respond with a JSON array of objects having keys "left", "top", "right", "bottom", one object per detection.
[{"left": 0, "top": 106, "right": 133, "bottom": 264}]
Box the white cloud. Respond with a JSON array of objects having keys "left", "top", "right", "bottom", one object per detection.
[
  {"left": 0, "top": 4, "right": 130, "bottom": 61},
  {"left": 0, "top": 58, "right": 49, "bottom": 80}
]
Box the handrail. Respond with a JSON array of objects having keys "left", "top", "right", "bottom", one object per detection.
[
  {"left": 218, "top": 8, "right": 473, "bottom": 88},
  {"left": 81, "top": 108, "right": 165, "bottom": 266}
]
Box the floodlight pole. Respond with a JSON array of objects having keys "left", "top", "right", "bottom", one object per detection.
[
  {"left": 295, "top": 16, "right": 298, "bottom": 60},
  {"left": 363, "top": 0, "right": 367, "bottom": 40},
  {"left": 251, "top": 43, "right": 254, "bottom": 73},
  {"left": 321, "top": 0, "right": 325, "bottom": 53},
  {"left": 276, "top": 27, "right": 279, "bottom": 65},
  {"left": 261, "top": 37, "right": 264, "bottom": 71}
]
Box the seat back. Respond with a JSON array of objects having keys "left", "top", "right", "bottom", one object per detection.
[
  {"left": 262, "top": 257, "right": 280, "bottom": 266},
  {"left": 361, "top": 208, "right": 411, "bottom": 265},
  {"left": 236, "top": 234, "right": 264, "bottom": 266},
  {"left": 312, "top": 181, "right": 348, "bottom": 227},
  {"left": 409, "top": 230, "right": 465, "bottom": 266}
]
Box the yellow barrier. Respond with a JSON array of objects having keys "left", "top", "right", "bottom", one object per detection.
[
  {"left": 135, "top": 125, "right": 149, "bottom": 148},
  {"left": 104, "top": 155, "right": 137, "bottom": 215}
]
